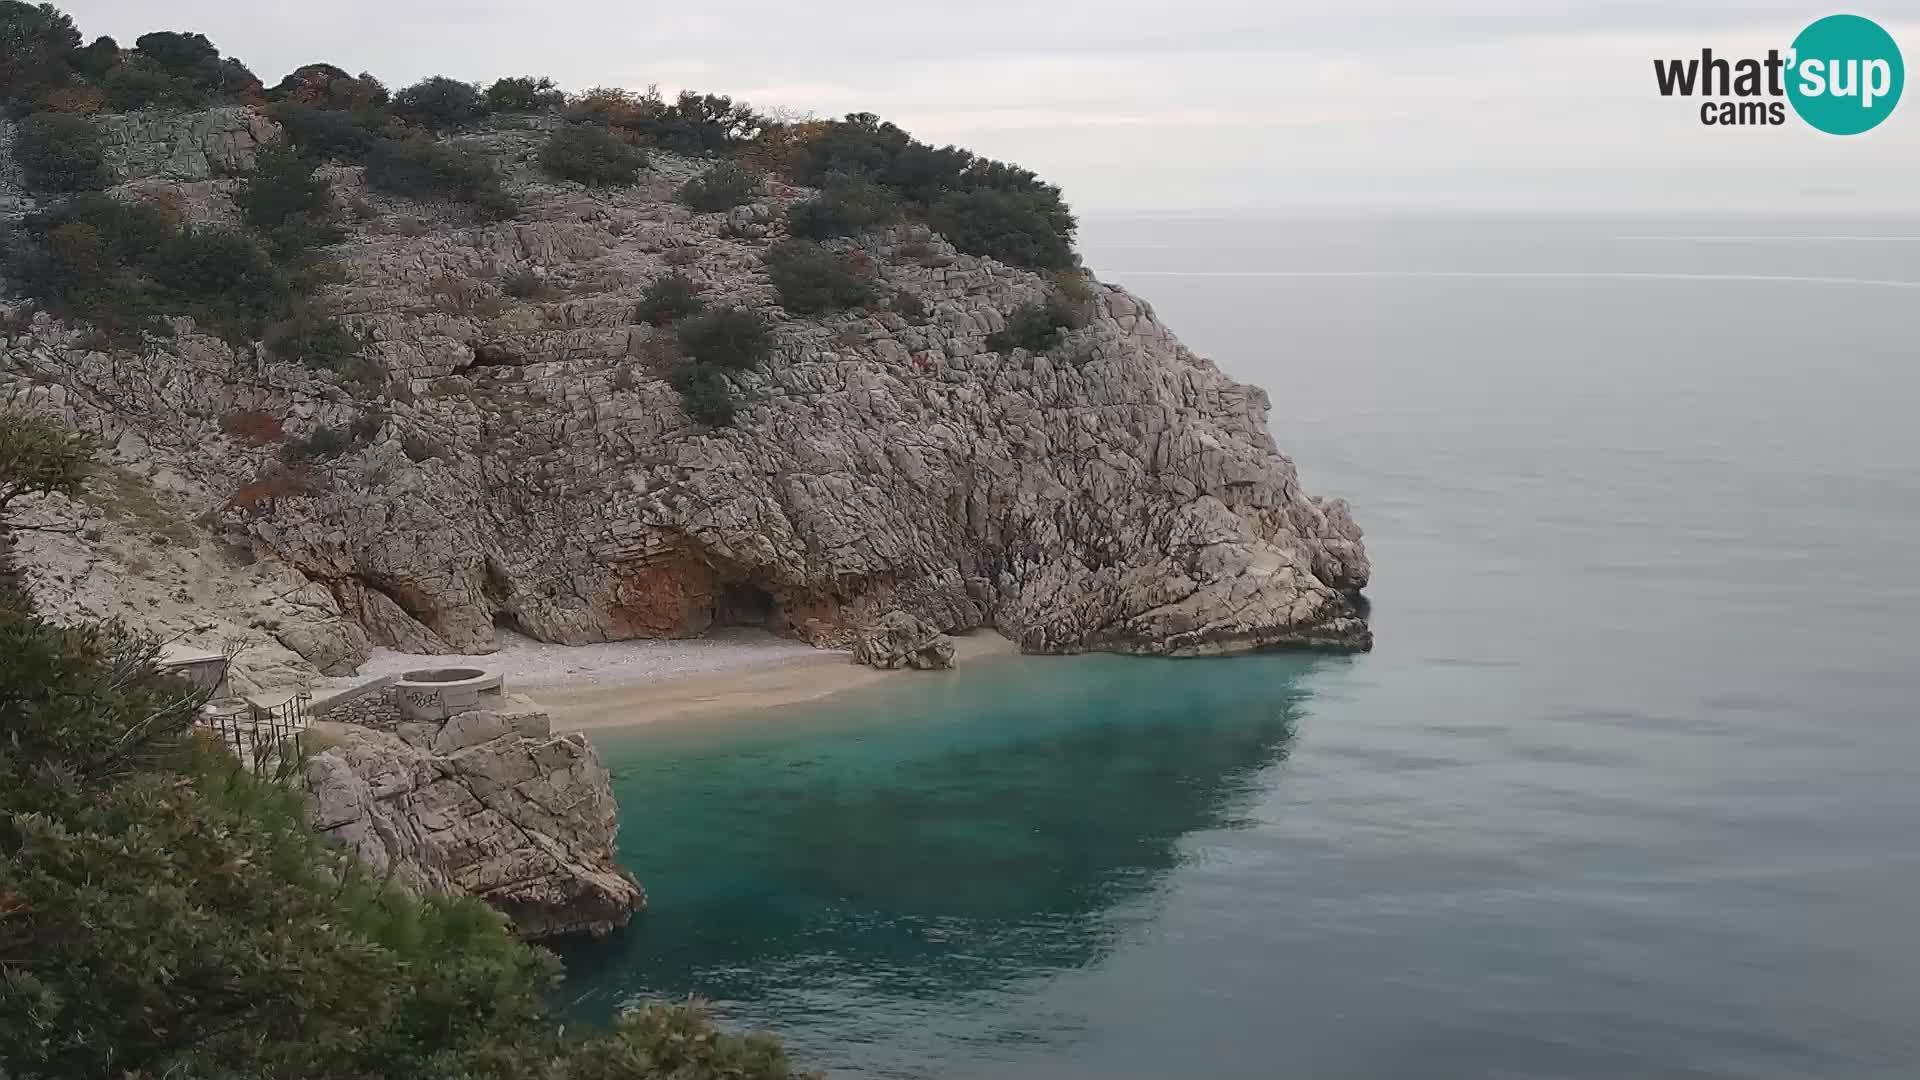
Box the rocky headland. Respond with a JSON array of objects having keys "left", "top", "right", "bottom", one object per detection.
[
  {"left": 1, "top": 99, "right": 1369, "bottom": 938},
  {"left": 2, "top": 107, "right": 1370, "bottom": 691}
]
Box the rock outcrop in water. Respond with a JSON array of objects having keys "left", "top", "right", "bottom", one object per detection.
[
  {"left": 0, "top": 110, "right": 1370, "bottom": 690},
  {"left": 302, "top": 694, "right": 645, "bottom": 939}
]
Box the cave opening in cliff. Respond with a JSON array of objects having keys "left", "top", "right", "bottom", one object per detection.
[{"left": 714, "top": 582, "right": 777, "bottom": 628}]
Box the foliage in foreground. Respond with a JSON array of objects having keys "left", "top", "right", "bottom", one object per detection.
[{"left": 0, "top": 409, "right": 814, "bottom": 1079}]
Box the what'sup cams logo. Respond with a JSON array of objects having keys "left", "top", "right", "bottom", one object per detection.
[{"left": 1654, "top": 13, "right": 1904, "bottom": 133}]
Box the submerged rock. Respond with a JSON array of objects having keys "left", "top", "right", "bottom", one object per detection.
[{"left": 302, "top": 697, "right": 645, "bottom": 939}]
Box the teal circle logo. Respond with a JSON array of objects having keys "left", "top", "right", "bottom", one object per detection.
[{"left": 1787, "top": 14, "right": 1904, "bottom": 134}]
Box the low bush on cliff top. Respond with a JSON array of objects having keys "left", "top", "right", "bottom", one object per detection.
[
  {"left": 783, "top": 173, "right": 898, "bottom": 240},
  {"left": 485, "top": 74, "right": 565, "bottom": 113},
  {"left": 391, "top": 74, "right": 487, "bottom": 131},
  {"left": 540, "top": 122, "right": 648, "bottom": 187},
  {"left": 0, "top": 409, "right": 814, "bottom": 1078},
  {"left": 0, "top": 7, "right": 260, "bottom": 115},
  {"left": 771, "top": 112, "right": 1078, "bottom": 270},
  {"left": 269, "top": 100, "right": 387, "bottom": 162},
  {"left": 926, "top": 187, "right": 1077, "bottom": 273}
]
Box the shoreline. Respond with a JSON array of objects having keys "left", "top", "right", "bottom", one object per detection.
[
  {"left": 536, "top": 631, "right": 1020, "bottom": 731},
  {"left": 315, "top": 628, "right": 1021, "bottom": 731}
]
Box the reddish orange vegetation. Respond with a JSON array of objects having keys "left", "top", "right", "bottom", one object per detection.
[
  {"left": 42, "top": 86, "right": 104, "bottom": 114},
  {"left": 220, "top": 410, "right": 285, "bottom": 446},
  {"left": 224, "top": 471, "right": 307, "bottom": 516}
]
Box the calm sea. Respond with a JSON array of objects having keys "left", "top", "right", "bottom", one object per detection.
[{"left": 557, "top": 212, "right": 1920, "bottom": 1079}]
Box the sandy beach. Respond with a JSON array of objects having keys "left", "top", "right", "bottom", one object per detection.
[{"left": 315, "top": 627, "right": 1020, "bottom": 731}]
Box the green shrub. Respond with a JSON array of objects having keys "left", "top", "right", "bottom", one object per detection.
[
  {"left": 639, "top": 90, "right": 764, "bottom": 156},
  {"left": 891, "top": 288, "right": 927, "bottom": 320},
  {"left": 783, "top": 113, "right": 1078, "bottom": 269},
  {"left": 270, "top": 63, "right": 389, "bottom": 110},
  {"left": 11, "top": 112, "right": 109, "bottom": 192},
  {"left": 0, "top": 2, "right": 82, "bottom": 115},
  {"left": 401, "top": 432, "right": 438, "bottom": 462},
  {"left": 634, "top": 271, "right": 704, "bottom": 326},
  {"left": 268, "top": 100, "right": 386, "bottom": 162},
  {"left": 784, "top": 174, "right": 897, "bottom": 240},
  {"left": 500, "top": 269, "right": 545, "bottom": 299},
  {"left": 927, "top": 188, "right": 1077, "bottom": 271},
  {"left": 2, "top": 194, "right": 171, "bottom": 336},
  {"left": 669, "top": 362, "right": 736, "bottom": 426},
  {"left": 4, "top": 193, "right": 301, "bottom": 344},
  {"left": 679, "top": 161, "right": 761, "bottom": 212},
  {"left": 678, "top": 305, "right": 770, "bottom": 371},
  {"left": 99, "top": 58, "right": 199, "bottom": 111},
  {"left": 153, "top": 227, "right": 275, "bottom": 302},
  {"left": 68, "top": 34, "right": 120, "bottom": 82},
  {"left": 89, "top": 31, "right": 256, "bottom": 111},
  {"left": 150, "top": 227, "right": 283, "bottom": 339},
  {"left": 236, "top": 144, "right": 343, "bottom": 253},
  {"left": 392, "top": 75, "right": 485, "bottom": 131},
  {"left": 484, "top": 75, "right": 563, "bottom": 113},
  {"left": 986, "top": 301, "right": 1072, "bottom": 353},
  {"left": 280, "top": 423, "right": 349, "bottom": 463},
  {"left": 265, "top": 303, "right": 362, "bottom": 371},
  {"left": 132, "top": 30, "right": 255, "bottom": 94},
  {"left": 539, "top": 122, "right": 646, "bottom": 187},
  {"left": 765, "top": 238, "right": 875, "bottom": 315},
  {"left": 366, "top": 137, "right": 516, "bottom": 218},
  {"left": 472, "top": 185, "right": 518, "bottom": 222},
  {"left": 347, "top": 409, "right": 385, "bottom": 443}
]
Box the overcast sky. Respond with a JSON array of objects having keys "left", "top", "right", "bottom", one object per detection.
[{"left": 55, "top": 1, "right": 1920, "bottom": 214}]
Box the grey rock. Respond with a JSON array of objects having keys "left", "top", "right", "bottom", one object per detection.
[
  {"left": 303, "top": 703, "right": 645, "bottom": 939},
  {"left": 853, "top": 610, "right": 957, "bottom": 670},
  {"left": 272, "top": 618, "right": 373, "bottom": 676}
]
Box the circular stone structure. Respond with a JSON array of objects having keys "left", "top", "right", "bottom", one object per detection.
[{"left": 393, "top": 667, "right": 505, "bottom": 722}]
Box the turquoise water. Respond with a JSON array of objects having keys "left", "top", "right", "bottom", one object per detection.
[{"left": 558, "top": 213, "right": 1920, "bottom": 1078}]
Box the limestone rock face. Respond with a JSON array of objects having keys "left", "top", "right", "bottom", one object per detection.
[
  {"left": 302, "top": 699, "right": 645, "bottom": 940},
  {"left": 0, "top": 109, "right": 1372, "bottom": 672},
  {"left": 853, "top": 610, "right": 956, "bottom": 670},
  {"left": 97, "top": 107, "right": 280, "bottom": 182}
]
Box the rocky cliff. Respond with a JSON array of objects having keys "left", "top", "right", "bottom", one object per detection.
[
  {"left": 303, "top": 693, "right": 644, "bottom": 940},
  {"left": 0, "top": 109, "right": 1370, "bottom": 687}
]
